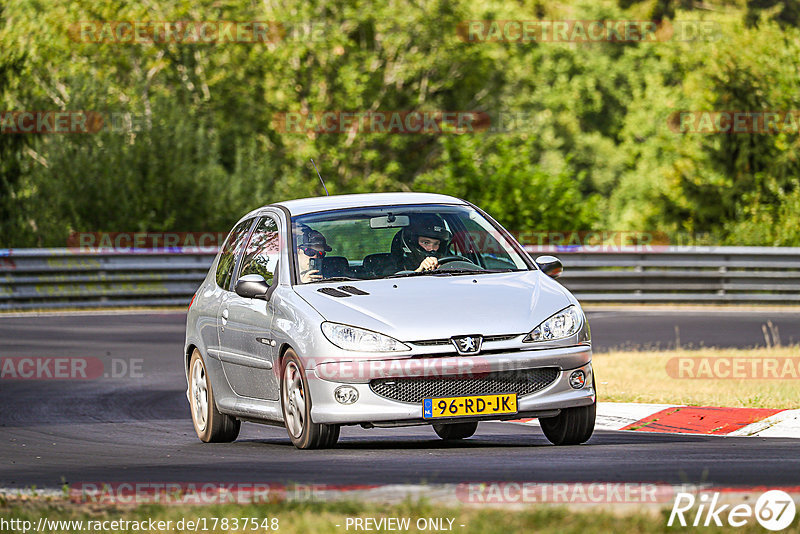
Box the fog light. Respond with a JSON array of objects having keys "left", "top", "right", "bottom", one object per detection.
[
  {"left": 334, "top": 386, "right": 359, "bottom": 405},
  {"left": 569, "top": 370, "right": 586, "bottom": 389}
]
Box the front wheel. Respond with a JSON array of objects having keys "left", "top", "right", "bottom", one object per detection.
[
  {"left": 539, "top": 402, "right": 596, "bottom": 445},
  {"left": 281, "top": 349, "right": 340, "bottom": 449},
  {"left": 433, "top": 422, "right": 478, "bottom": 440},
  {"left": 189, "top": 349, "right": 240, "bottom": 443}
]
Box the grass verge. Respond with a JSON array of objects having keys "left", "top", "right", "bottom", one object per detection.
[
  {"left": 593, "top": 346, "right": 800, "bottom": 408},
  {"left": 2, "top": 496, "right": 797, "bottom": 534}
]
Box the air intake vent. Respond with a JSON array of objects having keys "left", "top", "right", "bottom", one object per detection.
[
  {"left": 412, "top": 334, "right": 519, "bottom": 347},
  {"left": 484, "top": 334, "right": 520, "bottom": 342},
  {"left": 412, "top": 339, "right": 451, "bottom": 347},
  {"left": 317, "top": 288, "right": 351, "bottom": 298},
  {"left": 338, "top": 285, "right": 369, "bottom": 295},
  {"left": 370, "top": 367, "right": 560, "bottom": 404}
]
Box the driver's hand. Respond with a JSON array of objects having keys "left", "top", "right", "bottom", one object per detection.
[
  {"left": 415, "top": 257, "right": 439, "bottom": 272},
  {"left": 301, "top": 269, "right": 323, "bottom": 282}
]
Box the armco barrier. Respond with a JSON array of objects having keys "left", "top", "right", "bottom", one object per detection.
[
  {"left": 1, "top": 246, "right": 800, "bottom": 310},
  {"left": 536, "top": 246, "right": 800, "bottom": 303},
  {"left": 0, "top": 248, "right": 216, "bottom": 310}
]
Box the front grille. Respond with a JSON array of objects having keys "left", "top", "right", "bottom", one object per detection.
[
  {"left": 484, "top": 334, "right": 520, "bottom": 342},
  {"left": 411, "top": 339, "right": 450, "bottom": 347},
  {"left": 369, "top": 367, "right": 560, "bottom": 404},
  {"left": 411, "top": 334, "right": 521, "bottom": 347}
]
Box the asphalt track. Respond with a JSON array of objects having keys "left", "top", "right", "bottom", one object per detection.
[{"left": 1, "top": 310, "right": 799, "bottom": 490}]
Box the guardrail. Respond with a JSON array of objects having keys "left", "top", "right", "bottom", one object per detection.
[
  {"left": 534, "top": 246, "right": 800, "bottom": 303},
  {"left": 0, "top": 248, "right": 216, "bottom": 310},
  {"left": 2, "top": 246, "right": 800, "bottom": 310}
]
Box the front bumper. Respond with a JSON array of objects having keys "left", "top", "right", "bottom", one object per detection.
[{"left": 306, "top": 345, "right": 594, "bottom": 425}]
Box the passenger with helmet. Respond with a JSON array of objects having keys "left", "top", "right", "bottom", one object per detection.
[
  {"left": 395, "top": 213, "right": 452, "bottom": 272},
  {"left": 296, "top": 227, "right": 332, "bottom": 282}
]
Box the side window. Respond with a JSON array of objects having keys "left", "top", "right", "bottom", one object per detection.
[
  {"left": 239, "top": 216, "right": 281, "bottom": 285},
  {"left": 216, "top": 218, "right": 254, "bottom": 290}
]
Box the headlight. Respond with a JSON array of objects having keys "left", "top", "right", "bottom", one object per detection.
[
  {"left": 321, "top": 322, "right": 410, "bottom": 352},
  {"left": 524, "top": 305, "right": 582, "bottom": 342}
]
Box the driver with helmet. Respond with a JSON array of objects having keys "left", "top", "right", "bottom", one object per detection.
[
  {"left": 397, "top": 213, "right": 452, "bottom": 272},
  {"left": 296, "top": 226, "right": 332, "bottom": 282}
]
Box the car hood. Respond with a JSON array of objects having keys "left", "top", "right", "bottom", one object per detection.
[{"left": 292, "top": 271, "right": 572, "bottom": 341}]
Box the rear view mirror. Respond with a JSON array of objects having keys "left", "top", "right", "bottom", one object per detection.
[
  {"left": 535, "top": 255, "right": 563, "bottom": 279},
  {"left": 370, "top": 214, "right": 409, "bottom": 229},
  {"left": 235, "top": 274, "right": 271, "bottom": 299}
]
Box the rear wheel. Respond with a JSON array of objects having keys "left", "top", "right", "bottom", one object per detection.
[
  {"left": 433, "top": 421, "right": 478, "bottom": 440},
  {"left": 189, "top": 349, "right": 240, "bottom": 443},
  {"left": 280, "top": 349, "right": 340, "bottom": 449}
]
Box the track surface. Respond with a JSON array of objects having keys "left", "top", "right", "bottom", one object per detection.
[{"left": 1, "top": 311, "right": 798, "bottom": 490}]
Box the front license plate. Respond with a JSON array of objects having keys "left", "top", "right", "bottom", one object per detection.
[{"left": 423, "top": 393, "right": 518, "bottom": 419}]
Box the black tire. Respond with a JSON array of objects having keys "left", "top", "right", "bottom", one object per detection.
[
  {"left": 539, "top": 402, "right": 596, "bottom": 445},
  {"left": 433, "top": 421, "right": 478, "bottom": 440},
  {"left": 280, "top": 349, "right": 340, "bottom": 449},
  {"left": 189, "top": 349, "right": 240, "bottom": 443},
  {"left": 320, "top": 422, "right": 341, "bottom": 448}
]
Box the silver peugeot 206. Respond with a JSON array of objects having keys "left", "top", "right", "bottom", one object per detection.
[{"left": 184, "top": 192, "right": 595, "bottom": 449}]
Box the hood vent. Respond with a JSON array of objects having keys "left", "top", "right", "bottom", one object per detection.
[
  {"left": 338, "top": 285, "right": 369, "bottom": 295},
  {"left": 317, "top": 287, "right": 351, "bottom": 298}
]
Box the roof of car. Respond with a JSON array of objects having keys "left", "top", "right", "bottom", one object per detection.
[{"left": 270, "top": 192, "right": 469, "bottom": 216}]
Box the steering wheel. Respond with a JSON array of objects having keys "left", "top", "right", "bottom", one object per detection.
[
  {"left": 392, "top": 256, "right": 479, "bottom": 275},
  {"left": 436, "top": 255, "right": 478, "bottom": 266}
]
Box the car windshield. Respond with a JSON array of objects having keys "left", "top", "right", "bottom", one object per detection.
[{"left": 291, "top": 204, "right": 530, "bottom": 283}]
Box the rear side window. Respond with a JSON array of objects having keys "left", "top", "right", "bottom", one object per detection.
[
  {"left": 216, "top": 219, "right": 254, "bottom": 290},
  {"left": 239, "top": 216, "right": 281, "bottom": 285}
]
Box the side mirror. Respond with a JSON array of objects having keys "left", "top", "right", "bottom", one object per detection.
[
  {"left": 535, "top": 255, "right": 563, "bottom": 279},
  {"left": 235, "top": 274, "right": 271, "bottom": 299}
]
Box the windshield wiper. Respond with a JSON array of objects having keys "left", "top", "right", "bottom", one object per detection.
[
  {"left": 386, "top": 268, "right": 520, "bottom": 279},
  {"left": 384, "top": 271, "right": 455, "bottom": 279},
  {"left": 434, "top": 267, "right": 520, "bottom": 274},
  {"left": 307, "top": 276, "right": 360, "bottom": 283}
]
